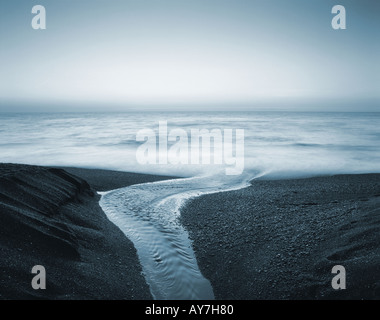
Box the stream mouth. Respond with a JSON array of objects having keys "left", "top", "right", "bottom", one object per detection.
[{"left": 99, "top": 173, "right": 253, "bottom": 300}]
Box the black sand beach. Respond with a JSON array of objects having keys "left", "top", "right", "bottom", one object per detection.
[
  {"left": 59, "top": 167, "right": 175, "bottom": 192},
  {"left": 0, "top": 163, "right": 173, "bottom": 300},
  {"left": 181, "top": 174, "right": 380, "bottom": 300},
  {"left": 1, "top": 163, "right": 379, "bottom": 300}
]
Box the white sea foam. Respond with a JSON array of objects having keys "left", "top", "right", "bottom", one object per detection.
[{"left": 1, "top": 112, "right": 379, "bottom": 178}]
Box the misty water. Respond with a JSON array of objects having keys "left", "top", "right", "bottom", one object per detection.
[
  {"left": 1, "top": 112, "right": 380, "bottom": 178},
  {"left": 1, "top": 111, "right": 380, "bottom": 298}
]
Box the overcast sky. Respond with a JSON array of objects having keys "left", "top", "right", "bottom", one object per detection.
[{"left": 0, "top": 0, "right": 379, "bottom": 111}]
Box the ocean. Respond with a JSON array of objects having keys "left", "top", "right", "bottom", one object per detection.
[
  {"left": 0, "top": 111, "right": 379, "bottom": 179},
  {"left": 2, "top": 111, "right": 380, "bottom": 299}
]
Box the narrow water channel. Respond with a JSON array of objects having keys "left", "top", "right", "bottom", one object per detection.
[{"left": 99, "top": 173, "right": 252, "bottom": 299}]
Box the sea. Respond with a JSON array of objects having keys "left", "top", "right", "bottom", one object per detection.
[
  {"left": 1, "top": 111, "right": 379, "bottom": 299},
  {"left": 1, "top": 111, "right": 379, "bottom": 179}
]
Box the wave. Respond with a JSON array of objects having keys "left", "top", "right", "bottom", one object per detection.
[{"left": 1, "top": 111, "right": 379, "bottom": 178}]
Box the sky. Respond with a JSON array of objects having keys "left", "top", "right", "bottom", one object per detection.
[{"left": 0, "top": 0, "right": 379, "bottom": 111}]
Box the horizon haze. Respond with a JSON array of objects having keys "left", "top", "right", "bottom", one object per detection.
[{"left": 0, "top": 0, "right": 379, "bottom": 112}]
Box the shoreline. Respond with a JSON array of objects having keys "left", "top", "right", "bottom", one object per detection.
[
  {"left": 1, "top": 163, "right": 379, "bottom": 299},
  {"left": 180, "top": 173, "right": 380, "bottom": 299},
  {"left": 55, "top": 166, "right": 179, "bottom": 191}
]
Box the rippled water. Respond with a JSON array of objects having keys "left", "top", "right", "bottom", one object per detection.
[{"left": 99, "top": 172, "right": 254, "bottom": 299}]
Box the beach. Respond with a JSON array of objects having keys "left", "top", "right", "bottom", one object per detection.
[
  {"left": 1, "top": 0, "right": 379, "bottom": 303},
  {"left": 0, "top": 163, "right": 173, "bottom": 300},
  {"left": 181, "top": 174, "right": 380, "bottom": 299},
  {"left": 1, "top": 163, "right": 379, "bottom": 300}
]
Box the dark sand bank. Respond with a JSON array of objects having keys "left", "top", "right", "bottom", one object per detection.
[
  {"left": 2, "top": 163, "right": 379, "bottom": 300},
  {"left": 181, "top": 174, "right": 380, "bottom": 300},
  {"left": 58, "top": 167, "right": 177, "bottom": 192},
  {"left": 0, "top": 163, "right": 173, "bottom": 300}
]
